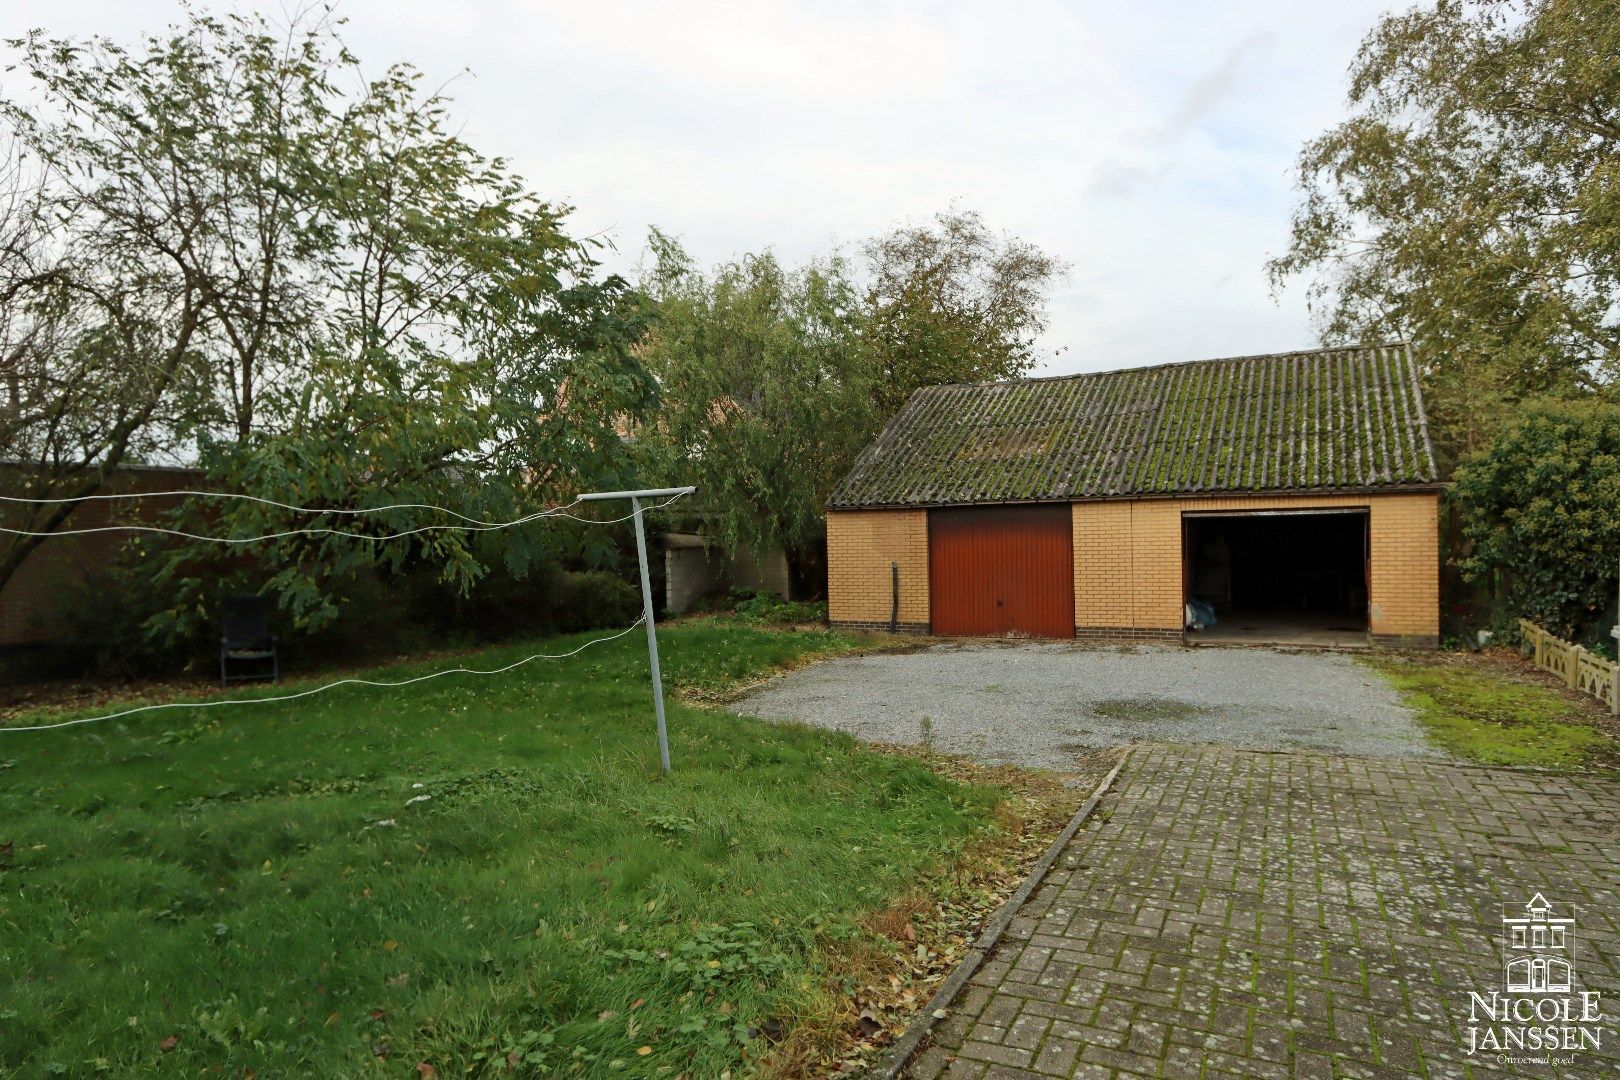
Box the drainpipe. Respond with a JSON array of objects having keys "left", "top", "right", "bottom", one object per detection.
[{"left": 890, "top": 560, "right": 899, "bottom": 634}]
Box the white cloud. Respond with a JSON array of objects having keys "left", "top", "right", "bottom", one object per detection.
[{"left": 1, "top": 0, "right": 1395, "bottom": 373}]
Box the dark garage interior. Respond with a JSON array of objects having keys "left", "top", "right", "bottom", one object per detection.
[{"left": 1183, "top": 510, "right": 1368, "bottom": 645}]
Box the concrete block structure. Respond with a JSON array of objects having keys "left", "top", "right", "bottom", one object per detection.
[
  {"left": 826, "top": 345, "right": 1443, "bottom": 648},
  {"left": 661, "top": 532, "right": 793, "bottom": 614}
]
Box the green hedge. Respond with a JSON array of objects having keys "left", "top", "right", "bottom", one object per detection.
[{"left": 1453, "top": 399, "right": 1620, "bottom": 647}]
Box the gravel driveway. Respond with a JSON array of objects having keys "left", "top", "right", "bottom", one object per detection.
[{"left": 730, "top": 641, "right": 1442, "bottom": 769}]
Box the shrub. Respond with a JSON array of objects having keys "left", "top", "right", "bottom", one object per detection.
[
  {"left": 1452, "top": 399, "right": 1620, "bottom": 644},
  {"left": 46, "top": 545, "right": 643, "bottom": 679},
  {"left": 549, "top": 570, "right": 641, "bottom": 632},
  {"left": 731, "top": 590, "right": 827, "bottom": 625}
]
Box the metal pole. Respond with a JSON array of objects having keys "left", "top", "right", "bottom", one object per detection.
[{"left": 630, "top": 495, "right": 672, "bottom": 773}]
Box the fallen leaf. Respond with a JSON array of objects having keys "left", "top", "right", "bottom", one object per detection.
[
  {"left": 387, "top": 973, "right": 410, "bottom": 988},
  {"left": 717, "top": 1001, "right": 733, "bottom": 1015},
  {"left": 158, "top": 1035, "right": 179, "bottom": 1052},
  {"left": 636, "top": 1046, "right": 652, "bottom": 1056},
  {"left": 416, "top": 1065, "right": 437, "bottom": 1079},
  {"left": 369, "top": 1009, "right": 386, "bottom": 1021},
  {"left": 630, "top": 998, "right": 645, "bottom": 1010},
  {"left": 598, "top": 1010, "right": 618, "bottom": 1022},
  {"left": 383, "top": 939, "right": 398, "bottom": 952},
  {"left": 325, "top": 1011, "right": 341, "bottom": 1027}
]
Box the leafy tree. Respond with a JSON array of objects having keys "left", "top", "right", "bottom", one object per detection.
[
  {"left": 863, "top": 209, "right": 1067, "bottom": 413},
  {"left": 635, "top": 231, "right": 873, "bottom": 579},
  {"left": 1452, "top": 399, "right": 1620, "bottom": 641},
  {"left": 1268, "top": 0, "right": 1620, "bottom": 460},
  {"left": 636, "top": 215, "right": 1064, "bottom": 590},
  {"left": 0, "top": 10, "right": 653, "bottom": 632}
]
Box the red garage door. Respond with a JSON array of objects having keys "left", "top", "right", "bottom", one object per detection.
[{"left": 929, "top": 505, "right": 1074, "bottom": 638}]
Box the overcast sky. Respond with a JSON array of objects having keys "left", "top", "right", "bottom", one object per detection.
[{"left": 4, "top": 1, "right": 1398, "bottom": 377}]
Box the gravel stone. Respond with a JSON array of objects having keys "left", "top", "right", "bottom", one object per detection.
[{"left": 730, "top": 641, "right": 1446, "bottom": 769}]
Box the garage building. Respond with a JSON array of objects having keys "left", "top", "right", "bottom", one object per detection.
[{"left": 825, "top": 344, "right": 1442, "bottom": 648}]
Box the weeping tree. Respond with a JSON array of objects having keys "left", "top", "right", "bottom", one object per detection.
[
  {"left": 635, "top": 213, "right": 1064, "bottom": 591},
  {"left": 0, "top": 10, "right": 654, "bottom": 637},
  {"left": 634, "top": 230, "right": 875, "bottom": 585},
  {"left": 862, "top": 209, "right": 1066, "bottom": 415},
  {"left": 1267, "top": 0, "right": 1620, "bottom": 462}
]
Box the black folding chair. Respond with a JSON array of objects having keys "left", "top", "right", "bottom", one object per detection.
[{"left": 219, "top": 594, "right": 279, "bottom": 687}]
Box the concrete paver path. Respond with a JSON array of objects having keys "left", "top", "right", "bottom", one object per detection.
[{"left": 910, "top": 745, "right": 1620, "bottom": 1079}]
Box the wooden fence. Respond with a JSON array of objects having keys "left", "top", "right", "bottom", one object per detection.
[{"left": 1519, "top": 619, "right": 1620, "bottom": 715}]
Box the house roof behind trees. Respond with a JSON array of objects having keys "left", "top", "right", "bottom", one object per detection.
[{"left": 828, "top": 343, "right": 1440, "bottom": 509}]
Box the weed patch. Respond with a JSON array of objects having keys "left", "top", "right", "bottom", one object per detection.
[
  {"left": 1091, "top": 698, "right": 1210, "bottom": 725},
  {"left": 1362, "top": 653, "right": 1620, "bottom": 769}
]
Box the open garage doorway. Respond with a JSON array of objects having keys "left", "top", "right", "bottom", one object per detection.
[{"left": 1183, "top": 509, "right": 1369, "bottom": 647}]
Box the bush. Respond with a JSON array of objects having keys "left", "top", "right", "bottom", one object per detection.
[
  {"left": 549, "top": 570, "right": 641, "bottom": 632},
  {"left": 47, "top": 545, "right": 644, "bottom": 680},
  {"left": 1452, "top": 399, "right": 1620, "bottom": 644},
  {"left": 731, "top": 589, "right": 827, "bottom": 625}
]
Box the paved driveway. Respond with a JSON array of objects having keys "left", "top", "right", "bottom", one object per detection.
[
  {"left": 910, "top": 745, "right": 1620, "bottom": 1079},
  {"left": 732, "top": 642, "right": 1442, "bottom": 767}
]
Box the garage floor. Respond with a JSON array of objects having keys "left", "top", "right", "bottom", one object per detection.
[
  {"left": 729, "top": 641, "right": 1445, "bottom": 768},
  {"left": 1188, "top": 610, "right": 1368, "bottom": 648}
]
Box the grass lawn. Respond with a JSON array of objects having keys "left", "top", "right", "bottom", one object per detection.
[
  {"left": 1362, "top": 651, "right": 1620, "bottom": 769},
  {"left": 0, "top": 621, "right": 1024, "bottom": 1077}
]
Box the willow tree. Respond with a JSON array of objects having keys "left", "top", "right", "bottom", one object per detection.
[
  {"left": 1268, "top": 0, "right": 1620, "bottom": 461},
  {"left": 634, "top": 231, "right": 874, "bottom": 584},
  {"left": 636, "top": 215, "right": 1064, "bottom": 592},
  {"left": 863, "top": 210, "right": 1066, "bottom": 415}
]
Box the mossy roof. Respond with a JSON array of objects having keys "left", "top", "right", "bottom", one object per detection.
[{"left": 828, "top": 344, "right": 1440, "bottom": 508}]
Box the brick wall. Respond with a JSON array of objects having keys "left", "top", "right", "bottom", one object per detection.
[
  {"left": 828, "top": 490, "right": 1440, "bottom": 644},
  {"left": 826, "top": 509, "right": 929, "bottom": 632},
  {"left": 1072, "top": 491, "right": 1439, "bottom": 643},
  {"left": 0, "top": 466, "right": 203, "bottom": 647}
]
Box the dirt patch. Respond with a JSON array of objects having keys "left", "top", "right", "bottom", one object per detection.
[{"left": 763, "top": 745, "right": 1123, "bottom": 1077}]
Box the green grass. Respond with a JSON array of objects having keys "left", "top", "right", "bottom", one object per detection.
[
  {"left": 1362, "top": 654, "right": 1619, "bottom": 769},
  {"left": 0, "top": 621, "right": 1005, "bottom": 1077}
]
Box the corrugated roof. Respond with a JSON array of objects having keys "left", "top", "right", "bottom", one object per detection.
[{"left": 828, "top": 344, "right": 1439, "bottom": 508}]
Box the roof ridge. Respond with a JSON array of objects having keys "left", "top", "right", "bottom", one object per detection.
[{"left": 918, "top": 341, "right": 1411, "bottom": 392}]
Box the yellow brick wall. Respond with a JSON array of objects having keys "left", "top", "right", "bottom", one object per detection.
[
  {"left": 828, "top": 491, "right": 1439, "bottom": 641},
  {"left": 826, "top": 509, "right": 930, "bottom": 629},
  {"left": 1071, "top": 491, "right": 1439, "bottom": 640}
]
